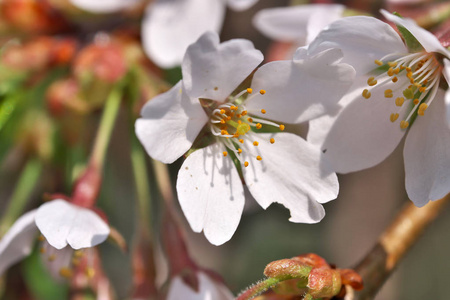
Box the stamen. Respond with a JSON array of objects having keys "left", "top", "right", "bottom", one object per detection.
[
  {"left": 384, "top": 89, "right": 393, "bottom": 98},
  {"left": 367, "top": 77, "right": 377, "bottom": 86},
  {"left": 256, "top": 156, "right": 262, "bottom": 161},
  {"left": 59, "top": 267, "right": 73, "bottom": 279},
  {"left": 259, "top": 89, "right": 266, "bottom": 95},
  {"left": 256, "top": 123, "right": 262, "bottom": 129},
  {"left": 279, "top": 125, "right": 285, "bottom": 131},
  {"left": 395, "top": 97, "right": 405, "bottom": 107},
  {"left": 390, "top": 113, "right": 399, "bottom": 122},
  {"left": 247, "top": 88, "right": 253, "bottom": 94},
  {"left": 374, "top": 59, "right": 383, "bottom": 66},
  {"left": 223, "top": 151, "right": 228, "bottom": 157},
  {"left": 244, "top": 161, "right": 249, "bottom": 167},
  {"left": 238, "top": 148, "right": 242, "bottom": 153},
  {"left": 261, "top": 109, "right": 266, "bottom": 114},
  {"left": 392, "top": 77, "right": 398, "bottom": 83},
  {"left": 400, "top": 120, "right": 409, "bottom": 129},
  {"left": 253, "top": 141, "right": 259, "bottom": 146},
  {"left": 418, "top": 103, "right": 428, "bottom": 116},
  {"left": 270, "top": 138, "right": 275, "bottom": 144},
  {"left": 362, "top": 89, "right": 371, "bottom": 99}
]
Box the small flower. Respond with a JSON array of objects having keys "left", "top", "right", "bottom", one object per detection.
[
  {"left": 136, "top": 32, "right": 354, "bottom": 245},
  {"left": 167, "top": 272, "right": 234, "bottom": 300},
  {"left": 306, "top": 11, "right": 450, "bottom": 206},
  {"left": 0, "top": 199, "right": 109, "bottom": 277}
]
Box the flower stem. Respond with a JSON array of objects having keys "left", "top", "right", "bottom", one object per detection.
[
  {"left": 353, "top": 195, "right": 450, "bottom": 300},
  {"left": 0, "top": 157, "right": 42, "bottom": 235},
  {"left": 236, "top": 277, "right": 282, "bottom": 300},
  {"left": 72, "top": 85, "right": 122, "bottom": 207}
]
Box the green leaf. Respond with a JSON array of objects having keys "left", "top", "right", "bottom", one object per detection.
[{"left": 393, "top": 12, "right": 424, "bottom": 52}]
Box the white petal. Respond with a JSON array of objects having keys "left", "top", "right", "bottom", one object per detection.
[
  {"left": 176, "top": 144, "right": 245, "bottom": 245},
  {"left": 0, "top": 210, "right": 38, "bottom": 275},
  {"left": 443, "top": 59, "right": 450, "bottom": 128},
  {"left": 142, "top": 0, "right": 226, "bottom": 68},
  {"left": 404, "top": 91, "right": 450, "bottom": 206},
  {"left": 135, "top": 81, "right": 208, "bottom": 164},
  {"left": 182, "top": 31, "right": 263, "bottom": 101},
  {"left": 320, "top": 75, "right": 409, "bottom": 173},
  {"left": 306, "top": 4, "right": 345, "bottom": 44},
  {"left": 307, "top": 16, "right": 407, "bottom": 75},
  {"left": 40, "top": 242, "right": 73, "bottom": 280},
  {"left": 227, "top": 0, "right": 258, "bottom": 11},
  {"left": 247, "top": 48, "right": 355, "bottom": 123},
  {"left": 69, "top": 0, "right": 139, "bottom": 13},
  {"left": 242, "top": 133, "right": 338, "bottom": 223},
  {"left": 35, "top": 200, "right": 110, "bottom": 250},
  {"left": 380, "top": 10, "right": 450, "bottom": 57},
  {"left": 167, "top": 272, "right": 234, "bottom": 300}
]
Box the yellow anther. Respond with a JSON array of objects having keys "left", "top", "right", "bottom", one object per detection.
[
  {"left": 362, "top": 89, "right": 371, "bottom": 99},
  {"left": 239, "top": 139, "right": 244, "bottom": 143},
  {"left": 220, "top": 109, "right": 226, "bottom": 114},
  {"left": 390, "top": 113, "right": 399, "bottom": 122},
  {"left": 236, "top": 114, "right": 242, "bottom": 118},
  {"left": 392, "top": 77, "right": 398, "bottom": 83},
  {"left": 387, "top": 68, "right": 394, "bottom": 77},
  {"left": 247, "top": 88, "right": 253, "bottom": 94},
  {"left": 253, "top": 141, "right": 259, "bottom": 146},
  {"left": 270, "top": 138, "right": 275, "bottom": 144},
  {"left": 414, "top": 83, "right": 422, "bottom": 88},
  {"left": 259, "top": 89, "right": 266, "bottom": 95},
  {"left": 86, "top": 267, "right": 95, "bottom": 279},
  {"left": 388, "top": 61, "right": 398, "bottom": 67},
  {"left": 226, "top": 116, "right": 231, "bottom": 121},
  {"left": 374, "top": 59, "right": 383, "bottom": 66},
  {"left": 230, "top": 106, "right": 238, "bottom": 111},
  {"left": 406, "top": 67, "right": 412, "bottom": 72},
  {"left": 400, "top": 66, "right": 405, "bottom": 70},
  {"left": 384, "top": 89, "right": 393, "bottom": 98},
  {"left": 233, "top": 133, "right": 239, "bottom": 138},
  {"left": 74, "top": 250, "right": 83, "bottom": 257},
  {"left": 395, "top": 97, "right": 405, "bottom": 107},
  {"left": 220, "top": 119, "right": 225, "bottom": 124},
  {"left": 256, "top": 123, "right": 262, "bottom": 129},
  {"left": 419, "top": 87, "right": 426, "bottom": 93},
  {"left": 59, "top": 267, "right": 73, "bottom": 279},
  {"left": 400, "top": 120, "right": 409, "bottom": 129},
  {"left": 221, "top": 130, "right": 228, "bottom": 135},
  {"left": 367, "top": 77, "right": 377, "bottom": 86},
  {"left": 279, "top": 124, "right": 285, "bottom": 131},
  {"left": 244, "top": 161, "right": 249, "bottom": 167},
  {"left": 241, "top": 110, "right": 247, "bottom": 116},
  {"left": 238, "top": 148, "right": 242, "bottom": 154},
  {"left": 247, "top": 117, "right": 253, "bottom": 123},
  {"left": 261, "top": 109, "right": 266, "bottom": 114},
  {"left": 418, "top": 103, "right": 428, "bottom": 116},
  {"left": 407, "top": 71, "right": 413, "bottom": 79},
  {"left": 413, "top": 98, "right": 419, "bottom": 105},
  {"left": 394, "top": 68, "right": 400, "bottom": 74},
  {"left": 223, "top": 151, "right": 228, "bottom": 157},
  {"left": 256, "top": 156, "right": 262, "bottom": 161},
  {"left": 48, "top": 255, "right": 56, "bottom": 262}
]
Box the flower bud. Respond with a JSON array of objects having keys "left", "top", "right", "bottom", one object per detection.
[
  {"left": 264, "top": 259, "right": 312, "bottom": 280},
  {"left": 307, "top": 268, "right": 342, "bottom": 299},
  {"left": 339, "top": 269, "right": 364, "bottom": 291}
]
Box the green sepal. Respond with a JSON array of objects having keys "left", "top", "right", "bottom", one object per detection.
[{"left": 393, "top": 12, "right": 424, "bottom": 52}]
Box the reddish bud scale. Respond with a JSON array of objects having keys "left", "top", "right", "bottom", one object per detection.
[{"left": 307, "top": 268, "right": 342, "bottom": 299}]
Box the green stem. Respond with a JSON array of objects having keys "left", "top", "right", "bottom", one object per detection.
[
  {"left": 237, "top": 277, "right": 282, "bottom": 300},
  {"left": 152, "top": 160, "right": 175, "bottom": 209},
  {"left": 90, "top": 85, "right": 123, "bottom": 170},
  {"left": 0, "top": 157, "right": 42, "bottom": 235}
]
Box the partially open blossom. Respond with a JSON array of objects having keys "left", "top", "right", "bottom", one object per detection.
[
  {"left": 136, "top": 31, "right": 354, "bottom": 245},
  {"left": 0, "top": 199, "right": 110, "bottom": 278},
  {"left": 307, "top": 11, "right": 450, "bottom": 207}
]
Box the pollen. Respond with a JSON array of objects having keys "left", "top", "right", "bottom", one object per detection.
[
  {"left": 413, "top": 98, "right": 419, "bottom": 105},
  {"left": 238, "top": 148, "right": 242, "bottom": 153},
  {"left": 221, "top": 130, "right": 228, "bottom": 135},
  {"left": 390, "top": 113, "right": 399, "bottom": 122},
  {"left": 256, "top": 123, "right": 262, "bottom": 129},
  {"left": 259, "top": 89, "right": 266, "bottom": 95},
  {"left": 247, "top": 117, "right": 253, "bottom": 123},
  {"left": 247, "top": 88, "right": 253, "bottom": 94},
  {"left": 244, "top": 161, "right": 249, "bottom": 167},
  {"left": 418, "top": 103, "right": 428, "bottom": 116},
  {"left": 230, "top": 105, "right": 238, "bottom": 111},
  {"left": 261, "top": 109, "right": 266, "bottom": 114},
  {"left": 387, "top": 68, "right": 395, "bottom": 77},
  {"left": 256, "top": 156, "right": 262, "bottom": 161},
  {"left": 241, "top": 110, "right": 248, "bottom": 116},
  {"left": 362, "top": 89, "right": 371, "bottom": 99},
  {"left": 220, "top": 109, "right": 226, "bottom": 114},
  {"left": 270, "top": 138, "right": 275, "bottom": 144},
  {"left": 384, "top": 89, "right": 393, "bottom": 98},
  {"left": 253, "top": 141, "right": 259, "bottom": 146},
  {"left": 388, "top": 61, "right": 398, "bottom": 67},
  {"left": 239, "top": 139, "right": 244, "bottom": 143},
  {"left": 223, "top": 151, "right": 228, "bottom": 157},
  {"left": 395, "top": 97, "right": 405, "bottom": 107},
  {"left": 400, "top": 120, "right": 409, "bottom": 129},
  {"left": 367, "top": 77, "right": 377, "bottom": 86},
  {"left": 279, "top": 124, "right": 285, "bottom": 131},
  {"left": 392, "top": 77, "right": 398, "bottom": 83},
  {"left": 220, "top": 119, "right": 225, "bottom": 124},
  {"left": 374, "top": 59, "right": 383, "bottom": 66}
]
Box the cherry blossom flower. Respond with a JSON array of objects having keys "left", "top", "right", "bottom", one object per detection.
[
  {"left": 167, "top": 272, "right": 234, "bottom": 300},
  {"left": 69, "top": 0, "right": 259, "bottom": 68},
  {"left": 136, "top": 31, "right": 355, "bottom": 245},
  {"left": 0, "top": 199, "right": 109, "bottom": 277},
  {"left": 307, "top": 11, "right": 450, "bottom": 207}
]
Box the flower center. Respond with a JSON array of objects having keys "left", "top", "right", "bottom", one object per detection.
[
  {"left": 209, "top": 88, "right": 285, "bottom": 167},
  {"left": 362, "top": 51, "right": 442, "bottom": 129}
]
